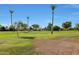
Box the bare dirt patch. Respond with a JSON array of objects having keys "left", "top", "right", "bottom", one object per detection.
[{"left": 33, "top": 38, "right": 79, "bottom": 55}]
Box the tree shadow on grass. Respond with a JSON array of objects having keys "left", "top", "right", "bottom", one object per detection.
[{"left": 20, "top": 36, "right": 35, "bottom": 39}]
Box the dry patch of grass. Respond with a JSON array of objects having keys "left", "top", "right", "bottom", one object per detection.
[{"left": 33, "top": 38, "right": 79, "bottom": 55}]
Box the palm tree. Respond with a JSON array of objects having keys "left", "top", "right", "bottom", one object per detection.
[
  {"left": 51, "top": 5, "right": 56, "bottom": 34},
  {"left": 9, "top": 10, "right": 14, "bottom": 25},
  {"left": 27, "top": 17, "right": 29, "bottom": 31}
]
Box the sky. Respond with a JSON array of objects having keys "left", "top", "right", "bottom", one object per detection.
[{"left": 0, "top": 4, "right": 79, "bottom": 28}]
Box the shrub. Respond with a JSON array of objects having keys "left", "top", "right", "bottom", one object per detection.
[{"left": 53, "top": 26, "right": 60, "bottom": 31}]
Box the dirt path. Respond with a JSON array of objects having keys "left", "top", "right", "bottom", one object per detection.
[{"left": 33, "top": 38, "right": 79, "bottom": 55}]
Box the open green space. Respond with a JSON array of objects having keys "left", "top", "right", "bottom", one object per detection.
[{"left": 0, "top": 31, "right": 79, "bottom": 54}]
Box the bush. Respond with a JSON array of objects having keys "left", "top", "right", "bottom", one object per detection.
[
  {"left": 9, "top": 25, "right": 15, "bottom": 31},
  {"left": 0, "top": 26, "right": 6, "bottom": 31},
  {"left": 75, "top": 24, "right": 79, "bottom": 31},
  {"left": 62, "top": 21, "right": 72, "bottom": 31},
  {"left": 53, "top": 26, "right": 60, "bottom": 31}
]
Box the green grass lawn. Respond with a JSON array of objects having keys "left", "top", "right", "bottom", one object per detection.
[
  {"left": 0, "top": 31, "right": 79, "bottom": 39},
  {"left": 0, "top": 31, "right": 79, "bottom": 54}
]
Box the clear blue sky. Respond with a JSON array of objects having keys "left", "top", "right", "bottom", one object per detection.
[{"left": 0, "top": 4, "right": 79, "bottom": 28}]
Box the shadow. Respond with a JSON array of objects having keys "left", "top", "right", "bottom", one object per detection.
[{"left": 20, "top": 36, "right": 35, "bottom": 39}]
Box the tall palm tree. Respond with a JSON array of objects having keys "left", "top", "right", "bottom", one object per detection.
[
  {"left": 27, "top": 17, "right": 29, "bottom": 31},
  {"left": 9, "top": 10, "right": 14, "bottom": 26},
  {"left": 51, "top": 5, "right": 56, "bottom": 34}
]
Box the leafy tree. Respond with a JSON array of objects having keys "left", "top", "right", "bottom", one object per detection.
[
  {"left": 0, "top": 25, "right": 8, "bottom": 31},
  {"left": 31, "top": 24, "right": 39, "bottom": 31},
  {"left": 42, "top": 27, "right": 47, "bottom": 31},
  {"left": 14, "top": 22, "right": 19, "bottom": 39},
  {"left": 53, "top": 26, "right": 60, "bottom": 31},
  {"left": 5, "top": 26, "right": 9, "bottom": 31},
  {"left": 13, "top": 21, "right": 27, "bottom": 39},
  {"left": 29, "top": 27, "right": 32, "bottom": 31},
  {"left": 9, "top": 25, "right": 15, "bottom": 31},
  {"left": 62, "top": 21, "right": 72, "bottom": 30},
  {"left": 69, "top": 28, "right": 74, "bottom": 30},
  {"left": 75, "top": 24, "right": 79, "bottom": 31},
  {"left": 0, "top": 25, "right": 2, "bottom": 31},
  {"left": 47, "top": 22, "right": 52, "bottom": 31},
  {"left": 0, "top": 25, "right": 6, "bottom": 31},
  {"left": 14, "top": 21, "right": 28, "bottom": 31},
  {"left": 18, "top": 21, "right": 28, "bottom": 31}
]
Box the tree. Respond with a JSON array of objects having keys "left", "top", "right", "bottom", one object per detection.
[
  {"left": 47, "top": 22, "right": 52, "bottom": 31},
  {"left": 29, "top": 26, "right": 32, "bottom": 31},
  {"left": 51, "top": 5, "right": 56, "bottom": 34},
  {"left": 62, "top": 21, "right": 72, "bottom": 31},
  {"left": 5, "top": 26, "right": 9, "bottom": 31},
  {"left": 10, "top": 21, "right": 28, "bottom": 39},
  {"left": 42, "top": 27, "right": 47, "bottom": 31},
  {"left": 31, "top": 24, "right": 39, "bottom": 31},
  {"left": 9, "top": 10, "right": 14, "bottom": 25},
  {"left": 14, "top": 22, "right": 19, "bottom": 39},
  {"left": 0, "top": 25, "right": 6, "bottom": 31},
  {"left": 9, "top": 25, "right": 15, "bottom": 31},
  {"left": 14, "top": 21, "right": 28, "bottom": 31},
  {"left": 27, "top": 17, "right": 29, "bottom": 31},
  {"left": 53, "top": 26, "right": 60, "bottom": 31},
  {"left": 75, "top": 24, "right": 79, "bottom": 31},
  {"left": 0, "top": 25, "right": 2, "bottom": 31}
]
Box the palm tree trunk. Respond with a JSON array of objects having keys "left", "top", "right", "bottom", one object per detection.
[
  {"left": 51, "top": 11, "right": 54, "bottom": 34},
  {"left": 11, "top": 13, "right": 12, "bottom": 26},
  {"left": 27, "top": 19, "right": 29, "bottom": 32},
  {"left": 11, "top": 13, "right": 14, "bottom": 31}
]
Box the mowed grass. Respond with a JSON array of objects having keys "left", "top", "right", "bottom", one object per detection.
[
  {"left": 0, "top": 31, "right": 79, "bottom": 39},
  {"left": 0, "top": 31, "right": 79, "bottom": 54}
]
